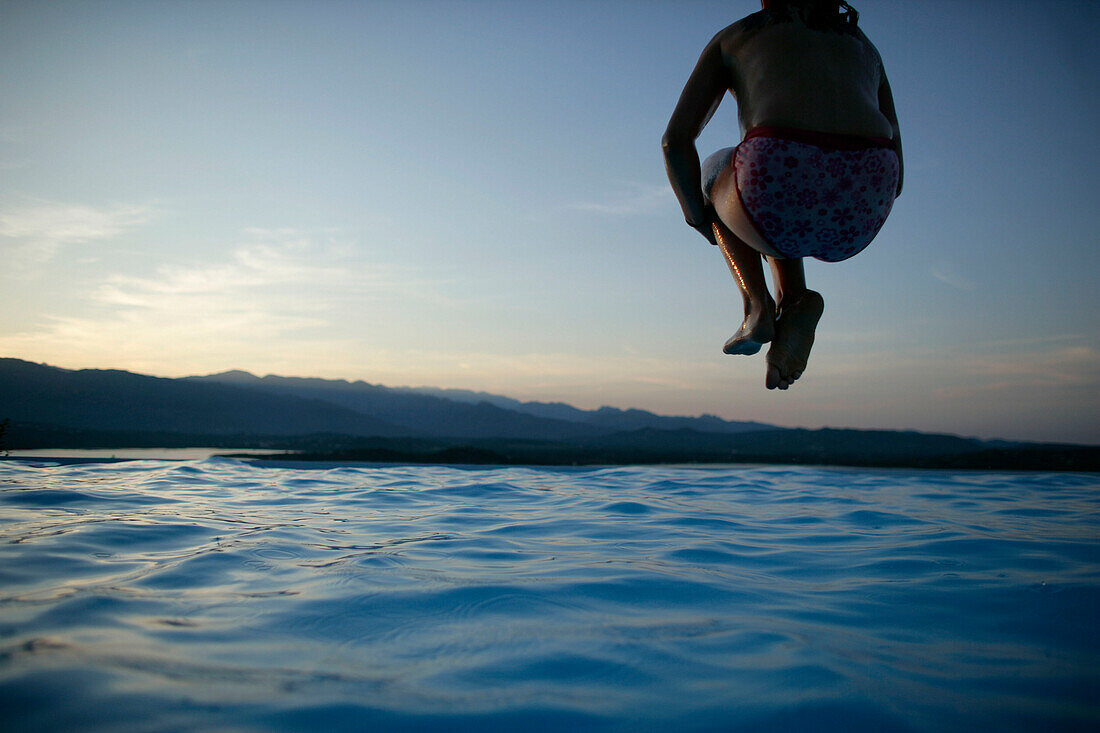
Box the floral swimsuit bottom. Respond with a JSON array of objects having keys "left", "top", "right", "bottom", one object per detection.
[{"left": 703, "top": 126, "right": 899, "bottom": 262}]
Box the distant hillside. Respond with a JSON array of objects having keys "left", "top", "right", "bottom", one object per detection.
[
  {"left": 6, "top": 358, "right": 1094, "bottom": 472},
  {"left": 185, "top": 371, "right": 608, "bottom": 440},
  {"left": 4, "top": 358, "right": 772, "bottom": 445},
  {"left": 0, "top": 359, "right": 401, "bottom": 438},
  {"left": 391, "top": 385, "right": 773, "bottom": 433}
]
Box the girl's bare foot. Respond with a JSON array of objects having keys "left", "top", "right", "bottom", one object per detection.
[
  {"left": 765, "top": 290, "right": 824, "bottom": 389},
  {"left": 723, "top": 303, "right": 775, "bottom": 355}
]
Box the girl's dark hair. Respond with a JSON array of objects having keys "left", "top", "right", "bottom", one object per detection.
[{"left": 754, "top": 1, "right": 860, "bottom": 33}]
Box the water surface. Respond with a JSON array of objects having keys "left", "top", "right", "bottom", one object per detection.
[{"left": 1, "top": 458, "right": 1097, "bottom": 731}]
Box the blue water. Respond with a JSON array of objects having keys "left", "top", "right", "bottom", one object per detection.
[{"left": 1, "top": 458, "right": 1097, "bottom": 732}]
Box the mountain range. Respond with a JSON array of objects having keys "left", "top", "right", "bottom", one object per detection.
[
  {"left": 0, "top": 358, "right": 769, "bottom": 442},
  {"left": 2, "top": 357, "right": 1096, "bottom": 471}
]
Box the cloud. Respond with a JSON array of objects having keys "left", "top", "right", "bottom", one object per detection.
[
  {"left": 571, "top": 183, "right": 671, "bottom": 216},
  {"left": 88, "top": 229, "right": 412, "bottom": 318},
  {"left": 964, "top": 345, "right": 1099, "bottom": 385},
  {"left": 0, "top": 201, "right": 154, "bottom": 262},
  {"left": 909, "top": 156, "right": 944, "bottom": 171},
  {"left": 0, "top": 228, "right": 441, "bottom": 374},
  {"left": 814, "top": 338, "right": 1100, "bottom": 391},
  {"left": 930, "top": 346, "right": 1100, "bottom": 401},
  {"left": 972, "top": 333, "right": 1086, "bottom": 349},
  {"left": 99, "top": 246, "right": 344, "bottom": 303},
  {"left": 359, "top": 347, "right": 734, "bottom": 406},
  {"left": 930, "top": 263, "right": 975, "bottom": 291}
]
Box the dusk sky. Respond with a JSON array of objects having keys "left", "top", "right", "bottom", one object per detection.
[{"left": 1, "top": 0, "right": 1097, "bottom": 444}]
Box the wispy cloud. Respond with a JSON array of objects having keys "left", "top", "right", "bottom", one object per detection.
[
  {"left": 90, "top": 229, "right": 413, "bottom": 317},
  {"left": 99, "top": 245, "right": 348, "bottom": 304},
  {"left": 931, "top": 346, "right": 1100, "bottom": 400},
  {"left": 909, "top": 156, "right": 944, "bottom": 171},
  {"left": 0, "top": 200, "right": 155, "bottom": 262},
  {"left": 571, "top": 183, "right": 671, "bottom": 216},
  {"left": 930, "top": 263, "right": 975, "bottom": 291},
  {"left": 0, "top": 228, "right": 435, "bottom": 374},
  {"left": 972, "top": 333, "right": 1086, "bottom": 349},
  {"left": 367, "top": 347, "right": 732, "bottom": 402},
  {"left": 964, "top": 345, "right": 1099, "bottom": 384}
]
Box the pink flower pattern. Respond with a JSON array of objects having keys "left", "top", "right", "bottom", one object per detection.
[{"left": 734, "top": 136, "right": 899, "bottom": 262}]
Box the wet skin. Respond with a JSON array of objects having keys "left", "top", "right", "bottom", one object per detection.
[{"left": 662, "top": 1, "right": 902, "bottom": 390}]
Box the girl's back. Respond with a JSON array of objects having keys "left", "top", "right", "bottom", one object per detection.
[{"left": 726, "top": 15, "right": 891, "bottom": 138}]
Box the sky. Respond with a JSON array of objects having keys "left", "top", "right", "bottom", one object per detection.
[{"left": 1, "top": 0, "right": 1098, "bottom": 444}]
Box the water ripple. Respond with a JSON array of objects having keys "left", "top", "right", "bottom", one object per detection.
[{"left": 0, "top": 458, "right": 1097, "bottom": 731}]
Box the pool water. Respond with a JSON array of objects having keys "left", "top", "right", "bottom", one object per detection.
[{"left": 1, "top": 458, "right": 1097, "bottom": 731}]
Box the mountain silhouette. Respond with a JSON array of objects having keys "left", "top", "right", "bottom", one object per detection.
[
  {"left": 2, "top": 358, "right": 771, "bottom": 442},
  {"left": 0, "top": 359, "right": 400, "bottom": 437},
  {"left": 190, "top": 371, "right": 772, "bottom": 436},
  {"left": 5, "top": 358, "right": 1095, "bottom": 471}
]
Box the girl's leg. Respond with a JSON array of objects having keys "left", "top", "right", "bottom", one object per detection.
[
  {"left": 764, "top": 256, "right": 824, "bottom": 390},
  {"left": 707, "top": 147, "right": 825, "bottom": 389},
  {"left": 766, "top": 256, "right": 807, "bottom": 306},
  {"left": 704, "top": 152, "right": 777, "bottom": 354},
  {"left": 713, "top": 219, "right": 775, "bottom": 355}
]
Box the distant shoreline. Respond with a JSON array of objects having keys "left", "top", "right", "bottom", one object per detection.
[
  {"left": 225, "top": 445, "right": 1099, "bottom": 473},
  {"left": 3, "top": 359, "right": 1096, "bottom": 473},
  {"left": 5, "top": 442, "right": 1097, "bottom": 473}
]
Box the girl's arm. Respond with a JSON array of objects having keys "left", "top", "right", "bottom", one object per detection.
[{"left": 662, "top": 38, "right": 730, "bottom": 244}]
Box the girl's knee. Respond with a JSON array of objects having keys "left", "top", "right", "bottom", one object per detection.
[{"left": 701, "top": 147, "right": 738, "bottom": 202}]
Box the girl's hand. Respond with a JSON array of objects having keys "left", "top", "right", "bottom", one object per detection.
[{"left": 690, "top": 205, "right": 720, "bottom": 246}]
